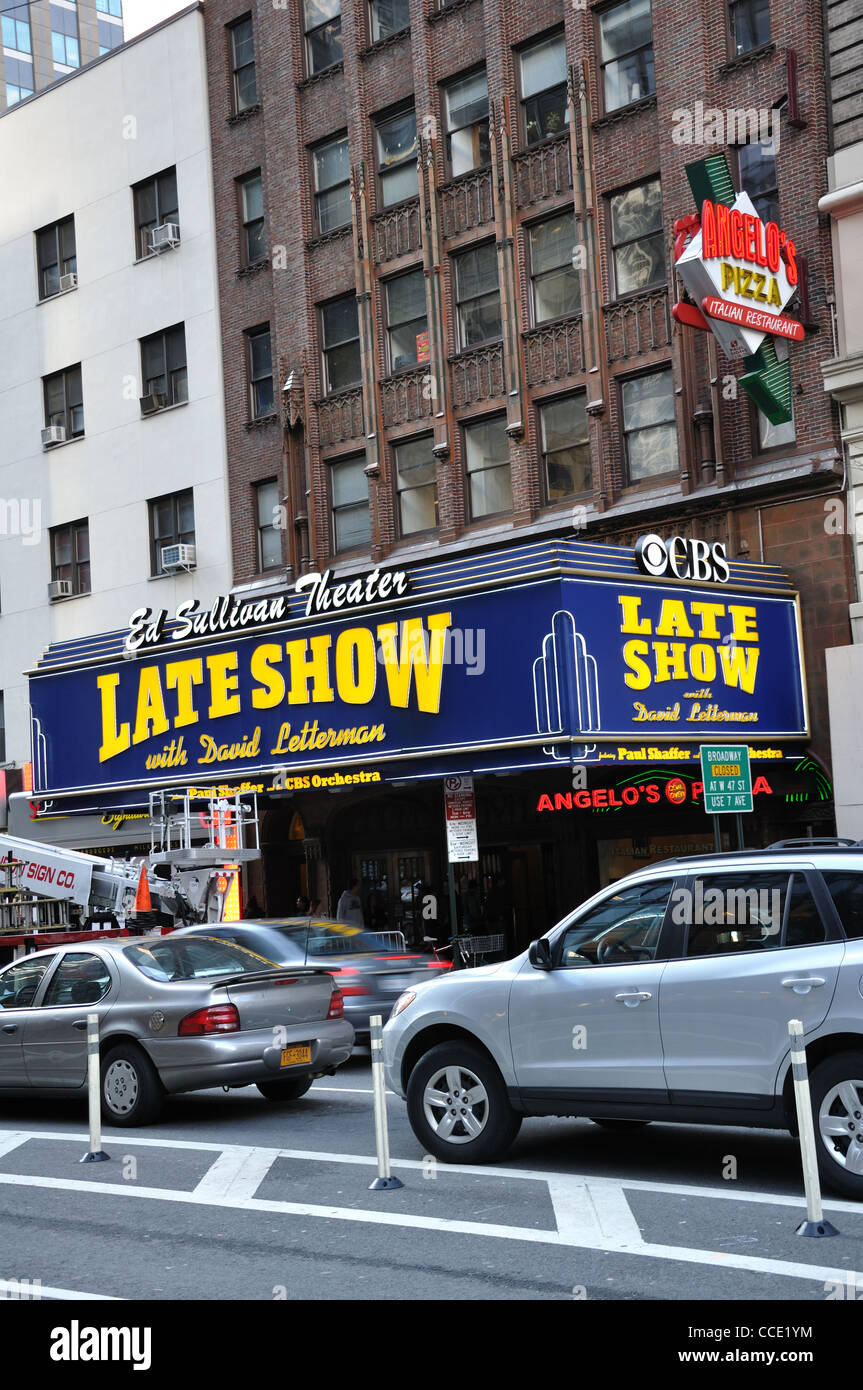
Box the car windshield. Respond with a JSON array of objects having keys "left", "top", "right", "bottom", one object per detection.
[
  {"left": 272, "top": 919, "right": 388, "bottom": 957},
  {"left": 124, "top": 937, "right": 279, "bottom": 982}
]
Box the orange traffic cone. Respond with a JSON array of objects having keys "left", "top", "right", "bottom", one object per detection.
[{"left": 134, "top": 863, "right": 152, "bottom": 915}]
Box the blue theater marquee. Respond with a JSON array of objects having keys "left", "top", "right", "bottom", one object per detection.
[{"left": 27, "top": 538, "right": 808, "bottom": 806}]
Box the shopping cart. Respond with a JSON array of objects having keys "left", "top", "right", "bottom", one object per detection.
[{"left": 456, "top": 933, "right": 506, "bottom": 967}]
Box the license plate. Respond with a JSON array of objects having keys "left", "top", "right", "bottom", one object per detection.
[{"left": 280, "top": 1045, "right": 311, "bottom": 1067}]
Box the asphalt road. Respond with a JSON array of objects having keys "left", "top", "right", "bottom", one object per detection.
[{"left": 1, "top": 1050, "right": 862, "bottom": 1304}]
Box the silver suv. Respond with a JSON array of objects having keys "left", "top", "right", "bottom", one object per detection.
[{"left": 383, "top": 842, "right": 863, "bottom": 1198}]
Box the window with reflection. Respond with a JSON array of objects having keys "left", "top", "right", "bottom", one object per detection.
[
  {"left": 520, "top": 34, "right": 568, "bottom": 146},
  {"left": 376, "top": 108, "right": 419, "bottom": 206},
  {"left": 445, "top": 70, "right": 490, "bottom": 176},
  {"left": 394, "top": 436, "right": 437, "bottom": 534},
  {"left": 621, "top": 368, "right": 678, "bottom": 480},
  {"left": 464, "top": 415, "right": 512, "bottom": 518},
  {"left": 530, "top": 212, "right": 580, "bottom": 323},
  {"left": 599, "top": 0, "right": 655, "bottom": 112},
  {"left": 609, "top": 178, "right": 665, "bottom": 296}
]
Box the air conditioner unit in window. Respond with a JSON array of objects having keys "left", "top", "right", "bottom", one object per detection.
[
  {"left": 59, "top": 272, "right": 78, "bottom": 292},
  {"left": 48, "top": 579, "right": 73, "bottom": 600},
  {"left": 161, "top": 543, "right": 196, "bottom": 573},
  {"left": 140, "top": 392, "right": 168, "bottom": 416},
  {"left": 41, "top": 424, "right": 67, "bottom": 447},
  {"left": 149, "top": 222, "right": 181, "bottom": 253}
]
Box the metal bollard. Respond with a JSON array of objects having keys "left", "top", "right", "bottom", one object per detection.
[
  {"left": 368, "top": 1014, "right": 402, "bottom": 1192},
  {"left": 787, "top": 1018, "right": 837, "bottom": 1237},
  {"left": 79, "top": 1012, "right": 110, "bottom": 1164}
]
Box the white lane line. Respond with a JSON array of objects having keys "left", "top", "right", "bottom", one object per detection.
[
  {"left": 546, "top": 1176, "right": 645, "bottom": 1248},
  {"left": 0, "top": 1169, "right": 847, "bottom": 1286},
  {"left": 193, "top": 1147, "right": 279, "bottom": 1202},
  {"left": 5, "top": 1129, "right": 863, "bottom": 1217},
  {"left": 0, "top": 1133, "right": 28, "bottom": 1160},
  {"left": 318, "top": 1087, "right": 394, "bottom": 1095},
  {"left": 0, "top": 1280, "right": 122, "bottom": 1301}
]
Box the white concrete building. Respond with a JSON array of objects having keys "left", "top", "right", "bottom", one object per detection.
[{"left": 0, "top": 3, "right": 231, "bottom": 787}]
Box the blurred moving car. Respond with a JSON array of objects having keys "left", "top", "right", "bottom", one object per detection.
[
  {"left": 0, "top": 935, "right": 354, "bottom": 1126},
  {"left": 173, "top": 917, "right": 452, "bottom": 1038}
]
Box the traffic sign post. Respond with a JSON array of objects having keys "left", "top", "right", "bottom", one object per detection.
[
  {"left": 443, "top": 776, "right": 478, "bottom": 963},
  {"left": 700, "top": 744, "right": 753, "bottom": 851}
]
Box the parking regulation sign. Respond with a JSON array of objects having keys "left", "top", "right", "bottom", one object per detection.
[
  {"left": 699, "top": 744, "right": 753, "bottom": 814},
  {"left": 444, "top": 775, "right": 479, "bottom": 863}
]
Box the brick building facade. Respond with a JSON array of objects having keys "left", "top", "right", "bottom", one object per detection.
[{"left": 199, "top": 0, "right": 852, "bottom": 929}]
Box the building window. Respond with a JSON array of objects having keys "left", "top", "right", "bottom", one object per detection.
[
  {"left": 246, "top": 326, "right": 275, "bottom": 419},
  {"left": 304, "top": 0, "right": 342, "bottom": 74},
  {"left": 330, "top": 455, "right": 371, "bottom": 551},
  {"left": 238, "top": 172, "right": 266, "bottom": 264},
  {"left": 133, "top": 168, "right": 179, "bottom": 259},
  {"left": 444, "top": 70, "right": 490, "bottom": 177},
  {"left": 394, "top": 436, "right": 437, "bottom": 535},
  {"left": 255, "top": 480, "right": 282, "bottom": 570},
  {"left": 610, "top": 178, "right": 665, "bottom": 297},
  {"left": 50, "top": 520, "right": 90, "bottom": 596},
  {"left": 140, "top": 325, "right": 188, "bottom": 409},
  {"left": 149, "top": 490, "right": 195, "bottom": 576},
  {"left": 36, "top": 217, "right": 76, "bottom": 300},
  {"left": 2, "top": 6, "right": 31, "bottom": 53},
  {"left": 730, "top": 0, "right": 770, "bottom": 55},
  {"left": 229, "top": 15, "right": 258, "bottom": 112},
  {"left": 376, "top": 108, "right": 419, "bottom": 207},
  {"left": 529, "top": 212, "right": 580, "bottom": 323},
  {"left": 370, "top": 0, "right": 409, "bottom": 41},
  {"left": 737, "top": 139, "right": 779, "bottom": 225},
  {"left": 621, "top": 369, "right": 678, "bottom": 480},
  {"left": 599, "top": 0, "right": 655, "bottom": 112},
  {"left": 43, "top": 365, "right": 84, "bottom": 438},
  {"left": 98, "top": 19, "right": 124, "bottom": 54},
  {"left": 321, "top": 294, "right": 361, "bottom": 393},
  {"left": 539, "top": 394, "right": 590, "bottom": 498},
  {"left": 455, "top": 243, "right": 501, "bottom": 348},
  {"left": 96, "top": 0, "right": 123, "bottom": 15},
  {"left": 520, "top": 33, "right": 568, "bottom": 146},
  {"left": 386, "top": 270, "right": 428, "bottom": 372},
  {"left": 51, "top": 6, "right": 80, "bottom": 68},
  {"left": 313, "top": 134, "right": 351, "bottom": 233},
  {"left": 6, "top": 69, "right": 34, "bottom": 106},
  {"left": 464, "top": 415, "right": 512, "bottom": 517}
]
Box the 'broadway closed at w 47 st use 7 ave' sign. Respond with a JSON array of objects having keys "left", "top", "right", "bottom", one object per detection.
[{"left": 699, "top": 743, "right": 753, "bottom": 813}]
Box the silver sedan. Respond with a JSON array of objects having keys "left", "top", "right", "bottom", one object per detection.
[{"left": 0, "top": 935, "right": 354, "bottom": 1126}]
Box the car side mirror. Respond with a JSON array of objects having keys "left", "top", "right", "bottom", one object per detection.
[{"left": 528, "top": 938, "right": 552, "bottom": 971}]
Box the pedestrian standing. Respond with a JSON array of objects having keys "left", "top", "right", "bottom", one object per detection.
[{"left": 336, "top": 878, "right": 364, "bottom": 926}]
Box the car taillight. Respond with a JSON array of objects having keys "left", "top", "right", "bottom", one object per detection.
[
  {"left": 178, "top": 1004, "right": 240, "bottom": 1036},
  {"left": 428, "top": 961, "right": 453, "bottom": 969},
  {"left": 327, "top": 988, "right": 345, "bottom": 1019},
  {"left": 330, "top": 968, "right": 369, "bottom": 997}
]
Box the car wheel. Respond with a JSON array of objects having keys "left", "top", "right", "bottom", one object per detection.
[
  {"left": 589, "top": 1118, "right": 651, "bottom": 1131},
  {"left": 257, "top": 1077, "right": 314, "bottom": 1102},
  {"left": 406, "top": 1042, "right": 521, "bottom": 1164},
  {"left": 810, "top": 1052, "right": 863, "bottom": 1199},
  {"left": 100, "top": 1043, "right": 163, "bottom": 1127}
]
